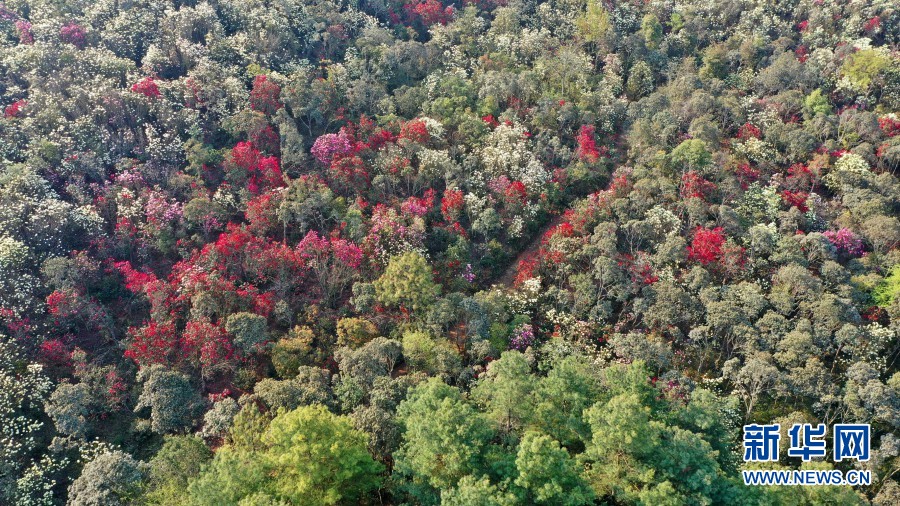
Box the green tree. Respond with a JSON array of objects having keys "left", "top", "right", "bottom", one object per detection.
[
  {"left": 641, "top": 14, "right": 664, "bottom": 50},
  {"left": 513, "top": 431, "right": 595, "bottom": 505},
  {"left": 225, "top": 312, "right": 269, "bottom": 354},
  {"left": 803, "top": 89, "right": 831, "bottom": 119},
  {"left": 442, "top": 475, "right": 518, "bottom": 506},
  {"left": 143, "top": 435, "right": 212, "bottom": 505},
  {"left": 46, "top": 382, "right": 92, "bottom": 438},
  {"left": 532, "top": 355, "right": 603, "bottom": 449},
  {"left": 841, "top": 49, "right": 893, "bottom": 93},
  {"left": 472, "top": 350, "right": 536, "bottom": 434},
  {"left": 336, "top": 317, "right": 380, "bottom": 348},
  {"left": 395, "top": 378, "right": 495, "bottom": 504},
  {"left": 189, "top": 405, "right": 382, "bottom": 505},
  {"left": 579, "top": 362, "right": 743, "bottom": 505},
  {"left": 260, "top": 404, "right": 383, "bottom": 504},
  {"left": 669, "top": 139, "right": 712, "bottom": 174},
  {"left": 373, "top": 251, "right": 440, "bottom": 314}
]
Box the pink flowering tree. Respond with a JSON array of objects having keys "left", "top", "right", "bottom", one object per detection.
[
  {"left": 311, "top": 130, "right": 355, "bottom": 165},
  {"left": 823, "top": 228, "right": 864, "bottom": 257},
  {"left": 60, "top": 22, "right": 86, "bottom": 49}
]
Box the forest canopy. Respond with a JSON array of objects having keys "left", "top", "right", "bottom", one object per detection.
[{"left": 0, "top": 0, "right": 899, "bottom": 504}]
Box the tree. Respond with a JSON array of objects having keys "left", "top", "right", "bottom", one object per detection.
[
  {"left": 401, "top": 329, "right": 461, "bottom": 378},
  {"left": 260, "top": 405, "right": 383, "bottom": 504},
  {"left": 472, "top": 351, "right": 536, "bottom": 434},
  {"left": 513, "top": 431, "right": 594, "bottom": 505},
  {"left": 143, "top": 435, "right": 212, "bottom": 505},
  {"left": 626, "top": 61, "right": 655, "bottom": 100},
  {"left": 189, "top": 405, "right": 382, "bottom": 505},
  {"left": 336, "top": 317, "right": 379, "bottom": 348},
  {"left": 46, "top": 382, "right": 92, "bottom": 438},
  {"left": 841, "top": 49, "right": 893, "bottom": 93},
  {"left": 68, "top": 451, "right": 147, "bottom": 506},
  {"left": 579, "top": 362, "right": 743, "bottom": 505},
  {"left": 135, "top": 365, "right": 204, "bottom": 434},
  {"left": 670, "top": 139, "right": 712, "bottom": 174},
  {"left": 225, "top": 312, "right": 269, "bottom": 354},
  {"left": 532, "top": 355, "right": 603, "bottom": 450},
  {"left": 0, "top": 338, "right": 54, "bottom": 504},
  {"left": 271, "top": 326, "right": 318, "bottom": 379},
  {"left": 442, "top": 475, "right": 518, "bottom": 506},
  {"left": 641, "top": 14, "right": 664, "bottom": 50},
  {"left": 395, "top": 378, "right": 495, "bottom": 503},
  {"left": 373, "top": 251, "right": 440, "bottom": 314}
]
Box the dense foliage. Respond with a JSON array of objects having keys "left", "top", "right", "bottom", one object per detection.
[{"left": 1, "top": 0, "right": 899, "bottom": 504}]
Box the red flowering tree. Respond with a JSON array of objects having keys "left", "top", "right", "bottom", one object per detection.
[
  {"left": 249, "top": 75, "right": 282, "bottom": 115},
  {"left": 226, "top": 141, "right": 284, "bottom": 193},
  {"left": 400, "top": 189, "right": 435, "bottom": 218},
  {"left": 680, "top": 171, "right": 717, "bottom": 199},
  {"left": 441, "top": 188, "right": 465, "bottom": 222},
  {"left": 329, "top": 155, "right": 370, "bottom": 194},
  {"left": 404, "top": 0, "right": 453, "bottom": 27},
  {"left": 576, "top": 125, "right": 601, "bottom": 162},
  {"left": 182, "top": 319, "right": 236, "bottom": 378},
  {"left": 124, "top": 321, "right": 180, "bottom": 367},
  {"left": 399, "top": 119, "right": 430, "bottom": 144},
  {"left": 131, "top": 77, "right": 161, "bottom": 98},
  {"left": 297, "top": 231, "right": 364, "bottom": 306},
  {"left": 687, "top": 227, "right": 726, "bottom": 265},
  {"left": 879, "top": 116, "right": 900, "bottom": 137},
  {"left": 736, "top": 122, "right": 761, "bottom": 139},
  {"left": 781, "top": 190, "right": 809, "bottom": 212},
  {"left": 4, "top": 99, "right": 26, "bottom": 118}
]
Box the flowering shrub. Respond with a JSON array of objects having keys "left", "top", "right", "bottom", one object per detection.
[
  {"left": 298, "top": 231, "right": 364, "bottom": 304},
  {"left": 404, "top": 0, "right": 453, "bottom": 27},
  {"left": 227, "top": 142, "right": 284, "bottom": 193},
  {"left": 687, "top": 227, "right": 725, "bottom": 265},
  {"left": 576, "top": 125, "right": 600, "bottom": 162},
  {"left": 823, "top": 228, "right": 864, "bottom": 257},
  {"left": 863, "top": 16, "right": 881, "bottom": 34},
  {"left": 59, "top": 22, "right": 86, "bottom": 49},
  {"left": 131, "top": 77, "right": 161, "bottom": 98},
  {"left": 510, "top": 323, "right": 535, "bottom": 350},
  {"left": 736, "top": 122, "right": 761, "bottom": 139},
  {"left": 15, "top": 20, "right": 33, "bottom": 44},
  {"left": 311, "top": 131, "right": 354, "bottom": 165},
  {"left": 124, "top": 321, "right": 180, "bottom": 366},
  {"left": 680, "top": 171, "right": 716, "bottom": 199},
  {"left": 780, "top": 190, "right": 809, "bottom": 212},
  {"left": 38, "top": 339, "right": 71, "bottom": 367},
  {"left": 879, "top": 116, "right": 900, "bottom": 137},
  {"left": 4, "top": 99, "right": 26, "bottom": 118},
  {"left": 249, "top": 156, "right": 284, "bottom": 194},
  {"left": 401, "top": 190, "right": 435, "bottom": 218},
  {"left": 249, "top": 75, "right": 282, "bottom": 115},
  {"left": 399, "top": 119, "right": 430, "bottom": 144},
  {"left": 329, "top": 155, "right": 369, "bottom": 192},
  {"left": 441, "top": 188, "right": 464, "bottom": 222}
]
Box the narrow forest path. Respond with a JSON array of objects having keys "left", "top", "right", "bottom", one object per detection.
[{"left": 494, "top": 213, "right": 565, "bottom": 287}]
